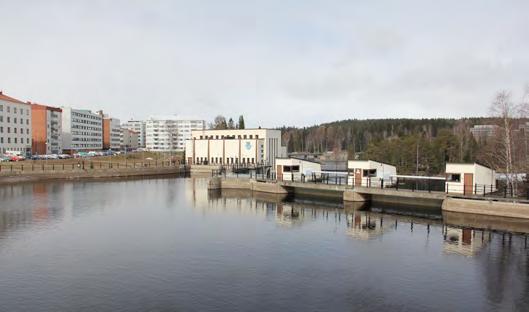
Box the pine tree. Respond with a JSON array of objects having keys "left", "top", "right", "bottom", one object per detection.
[{"left": 238, "top": 115, "right": 245, "bottom": 129}]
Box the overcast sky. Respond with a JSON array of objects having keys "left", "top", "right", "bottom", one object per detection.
[{"left": 0, "top": 0, "right": 528, "bottom": 127}]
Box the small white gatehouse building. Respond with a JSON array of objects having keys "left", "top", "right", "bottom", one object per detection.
[
  {"left": 445, "top": 163, "right": 496, "bottom": 195},
  {"left": 276, "top": 158, "right": 321, "bottom": 181},
  {"left": 347, "top": 160, "right": 397, "bottom": 187}
]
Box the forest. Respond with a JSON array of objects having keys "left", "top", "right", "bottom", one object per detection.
[{"left": 280, "top": 118, "right": 489, "bottom": 175}]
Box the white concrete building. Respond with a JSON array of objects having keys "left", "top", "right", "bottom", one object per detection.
[
  {"left": 0, "top": 92, "right": 32, "bottom": 155},
  {"left": 348, "top": 160, "right": 397, "bottom": 187},
  {"left": 445, "top": 163, "right": 496, "bottom": 195},
  {"left": 276, "top": 158, "right": 321, "bottom": 181},
  {"left": 174, "top": 119, "right": 206, "bottom": 150},
  {"left": 61, "top": 107, "right": 103, "bottom": 152},
  {"left": 145, "top": 119, "right": 178, "bottom": 151},
  {"left": 120, "top": 128, "right": 139, "bottom": 150},
  {"left": 185, "top": 128, "right": 287, "bottom": 166},
  {"left": 145, "top": 118, "right": 206, "bottom": 152},
  {"left": 122, "top": 120, "right": 146, "bottom": 148}
]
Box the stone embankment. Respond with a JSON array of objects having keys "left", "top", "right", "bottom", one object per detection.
[{"left": 0, "top": 166, "right": 188, "bottom": 185}]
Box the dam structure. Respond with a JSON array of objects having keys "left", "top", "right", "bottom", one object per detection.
[{"left": 207, "top": 176, "right": 529, "bottom": 220}]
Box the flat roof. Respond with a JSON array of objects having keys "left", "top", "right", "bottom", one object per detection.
[
  {"left": 348, "top": 159, "right": 396, "bottom": 167},
  {"left": 391, "top": 175, "right": 446, "bottom": 180},
  {"left": 192, "top": 128, "right": 278, "bottom": 132},
  {"left": 276, "top": 157, "right": 322, "bottom": 165},
  {"left": 446, "top": 162, "right": 493, "bottom": 170}
]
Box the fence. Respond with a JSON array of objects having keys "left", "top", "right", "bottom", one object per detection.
[
  {"left": 213, "top": 169, "right": 529, "bottom": 200},
  {"left": 0, "top": 160, "right": 184, "bottom": 174}
]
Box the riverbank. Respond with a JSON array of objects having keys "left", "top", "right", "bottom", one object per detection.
[{"left": 0, "top": 166, "right": 189, "bottom": 185}]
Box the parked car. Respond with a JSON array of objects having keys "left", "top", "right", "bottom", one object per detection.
[
  {"left": 59, "top": 154, "right": 71, "bottom": 159},
  {"left": 0, "top": 155, "right": 11, "bottom": 162},
  {"left": 9, "top": 155, "right": 24, "bottom": 161}
]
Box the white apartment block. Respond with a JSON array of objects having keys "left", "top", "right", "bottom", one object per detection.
[
  {"left": 61, "top": 107, "right": 103, "bottom": 152},
  {"left": 0, "top": 92, "right": 32, "bottom": 155},
  {"left": 174, "top": 119, "right": 206, "bottom": 150},
  {"left": 185, "top": 128, "right": 287, "bottom": 166},
  {"left": 145, "top": 118, "right": 205, "bottom": 152},
  {"left": 122, "top": 120, "right": 146, "bottom": 148},
  {"left": 145, "top": 119, "right": 178, "bottom": 151}
]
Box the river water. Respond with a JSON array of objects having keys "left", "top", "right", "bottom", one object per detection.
[{"left": 0, "top": 177, "right": 528, "bottom": 311}]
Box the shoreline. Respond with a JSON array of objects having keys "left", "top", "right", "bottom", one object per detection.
[{"left": 0, "top": 167, "right": 189, "bottom": 186}]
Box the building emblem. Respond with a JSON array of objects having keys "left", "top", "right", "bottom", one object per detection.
[{"left": 245, "top": 141, "right": 252, "bottom": 150}]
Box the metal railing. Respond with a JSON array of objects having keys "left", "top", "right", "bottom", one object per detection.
[{"left": 213, "top": 169, "right": 529, "bottom": 200}]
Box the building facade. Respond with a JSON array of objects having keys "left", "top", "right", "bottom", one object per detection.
[
  {"left": 121, "top": 120, "right": 146, "bottom": 148},
  {"left": 61, "top": 107, "right": 103, "bottom": 152},
  {"left": 174, "top": 119, "right": 206, "bottom": 151},
  {"left": 31, "top": 103, "right": 62, "bottom": 155},
  {"left": 445, "top": 163, "right": 496, "bottom": 195},
  {"left": 470, "top": 125, "right": 498, "bottom": 142},
  {"left": 120, "top": 128, "right": 139, "bottom": 150},
  {"left": 145, "top": 119, "right": 178, "bottom": 151},
  {"left": 98, "top": 111, "right": 121, "bottom": 150},
  {"left": 347, "top": 160, "right": 397, "bottom": 187},
  {"left": 145, "top": 118, "right": 205, "bottom": 152},
  {"left": 185, "top": 129, "right": 287, "bottom": 166},
  {"left": 0, "top": 92, "right": 32, "bottom": 155}
]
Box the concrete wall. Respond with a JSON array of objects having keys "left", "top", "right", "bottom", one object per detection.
[
  {"left": 474, "top": 163, "right": 496, "bottom": 192},
  {"left": 225, "top": 140, "right": 240, "bottom": 163},
  {"left": 443, "top": 197, "right": 529, "bottom": 219},
  {"left": 0, "top": 166, "right": 187, "bottom": 185}
]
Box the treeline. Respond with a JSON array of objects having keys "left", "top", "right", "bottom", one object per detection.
[
  {"left": 209, "top": 115, "right": 245, "bottom": 130},
  {"left": 281, "top": 118, "right": 494, "bottom": 175}
]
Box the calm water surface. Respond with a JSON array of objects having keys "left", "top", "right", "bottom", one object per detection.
[{"left": 0, "top": 177, "right": 528, "bottom": 311}]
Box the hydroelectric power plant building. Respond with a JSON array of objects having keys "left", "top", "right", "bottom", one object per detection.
[{"left": 185, "top": 128, "right": 287, "bottom": 166}]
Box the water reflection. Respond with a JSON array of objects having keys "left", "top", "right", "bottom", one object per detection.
[
  {"left": 0, "top": 177, "right": 528, "bottom": 311},
  {"left": 203, "top": 187, "right": 529, "bottom": 309}
]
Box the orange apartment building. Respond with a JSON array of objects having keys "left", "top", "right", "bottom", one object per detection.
[
  {"left": 31, "top": 103, "right": 62, "bottom": 155},
  {"left": 98, "top": 110, "right": 121, "bottom": 150}
]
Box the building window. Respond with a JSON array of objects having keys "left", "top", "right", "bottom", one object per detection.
[
  {"left": 363, "top": 169, "right": 377, "bottom": 177},
  {"left": 447, "top": 173, "right": 461, "bottom": 182}
]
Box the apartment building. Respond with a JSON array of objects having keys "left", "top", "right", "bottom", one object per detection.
[
  {"left": 120, "top": 128, "right": 139, "bottom": 150},
  {"left": 98, "top": 111, "right": 121, "bottom": 150},
  {"left": 31, "top": 103, "right": 62, "bottom": 155},
  {"left": 174, "top": 119, "right": 206, "bottom": 150},
  {"left": 122, "top": 120, "right": 146, "bottom": 148},
  {"left": 0, "top": 91, "right": 32, "bottom": 155},
  {"left": 470, "top": 125, "right": 498, "bottom": 142},
  {"left": 61, "top": 107, "right": 103, "bottom": 153},
  {"left": 145, "top": 119, "right": 178, "bottom": 151},
  {"left": 185, "top": 128, "right": 287, "bottom": 166},
  {"left": 145, "top": 118, "right": 205, "bottom": 151}
]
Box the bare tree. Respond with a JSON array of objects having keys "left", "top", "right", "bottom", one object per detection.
[
  {"left": 490, "top": 91, "right": 516, "bottom": 194},
  {"left": 489, "top": 88, "right": 529, "bottom": 195}
]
